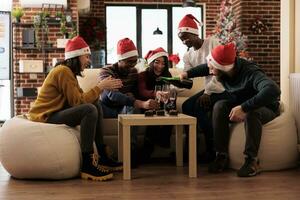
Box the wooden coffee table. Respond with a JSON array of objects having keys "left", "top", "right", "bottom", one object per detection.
[{"left": 118, "top": 113, "right": 197, "bottom": 180}]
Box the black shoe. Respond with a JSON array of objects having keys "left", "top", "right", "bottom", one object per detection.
[
  {"left": 208, "top": 153, "right": 229, "bottom": 173},
  {"left": 98, "top": 146, "right": 123, "bottom": 172},
  {"left": 237, "top": 157, "right": 261, "bottom": 177},
  {"left": 81, "top": 153, "right": 113, "bottom": 181}
]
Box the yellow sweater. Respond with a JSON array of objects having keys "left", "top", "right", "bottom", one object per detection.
[{"left": 29, "top": 65, "right": 101, "bottom": 122}]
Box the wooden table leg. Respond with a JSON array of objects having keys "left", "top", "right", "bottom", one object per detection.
[
  {"left": 123, "top": 125, "right": 131, "bottom": 180},
  {"left": 175, "top": 125, "right": 183, "bottom": 167},
  {"left": 118, "top": 121, "right": 123, "bottom": 162},
  {"left": 189, "top": 124, "right": 197, "bottom": 178}
]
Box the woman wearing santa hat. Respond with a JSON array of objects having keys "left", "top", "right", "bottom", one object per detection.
[
  {"left": 138, "top": 47, "right": 172, "bottom": 100},
  {"left": 29, "top": 36, "right": 123, "bottom": 181},
  {"left": 137, "top": 47, "right": 173, "bottom": 162}
]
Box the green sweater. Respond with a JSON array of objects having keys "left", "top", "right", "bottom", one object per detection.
[{"left": 29, "top": 65, "right": 101, "bottom": 122}]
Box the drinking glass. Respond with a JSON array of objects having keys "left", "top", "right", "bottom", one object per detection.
[
  {"left": 162, "top": 84, "right": 170, "bottom": 110},
  {"left": 154, "top": 85, "right": 162, "bottom": 103},
  {"left": 169, "top": 85, "right": 177, "bottom": 110}
]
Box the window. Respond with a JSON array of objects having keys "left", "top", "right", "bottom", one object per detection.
[
  {"left": 141, "top": 9, "right": 168, "bottom": 57},
  {"left": 106, "top": 6, "right": 136, "bottom": 64},
  {"left": 106, "top": 4, "right": 203, "bottom": 69}
]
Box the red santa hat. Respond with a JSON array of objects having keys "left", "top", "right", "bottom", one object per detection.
[
  {"left": 178, "top": 14, "right": 203, "bottom": 36},
  {"left": 65, "top": 36, "right": 91, "bottom": 60},
  {"left": 206, "top": 43, "right": 236, "bottom": 72},
  {"left": 144, "top": 47, "right": 168, "bottom": 64},
  {"left": 117, "top": 38, "right": 138, "bottom": 60}
]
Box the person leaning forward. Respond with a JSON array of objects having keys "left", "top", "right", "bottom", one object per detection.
[{"left": 179, "top": 43, "right": 281, "bottom": 177}]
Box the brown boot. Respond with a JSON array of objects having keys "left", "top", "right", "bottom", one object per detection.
[{"left": 81, "top": 153, "right": 113, "bottom": 181}]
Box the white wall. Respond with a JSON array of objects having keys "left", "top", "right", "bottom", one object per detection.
[
  {"left": 295, "top": 0, "right": 300, "bottom": 72},
  {"left": 2, "top": 0, "right": 12, "bottom": 11},
  {"left": 20, "top": 0, "right": 67, "bottom": 8},
  {"left": 280, "top": 0, "right": 297, "bottom": 108},
  {"left": 0, "top": 80, "right": 11, "bottom": 121}
]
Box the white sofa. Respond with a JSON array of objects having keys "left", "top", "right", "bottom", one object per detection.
[{"left": 78, "top": 68, "right": 299, "bottom": 170}]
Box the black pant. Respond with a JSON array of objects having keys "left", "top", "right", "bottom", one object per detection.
[
  {"left": 46, "top": 102, "right": 104, "bottom": 153},
  {"left": 212, "top": 100, "right": 279, "bottom": 158},
  {"left": 182, "top": 90, "right": 233, "bottom": 153},
  {"left": 145, "top": 125, "right": 173, "bottom": 148}
]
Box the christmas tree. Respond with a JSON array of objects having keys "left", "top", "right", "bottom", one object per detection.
[{"left": 214, "top": 0, "right": 250, "bottom": 59}]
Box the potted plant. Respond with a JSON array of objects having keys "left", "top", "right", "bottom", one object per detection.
[
  {"left": 33, "top": 11, "right": 50, "bottom": 49},
  {"left": 12, "top": 7, "right": 24, "bottom": 23},
  {"left": 56, "top": 14, "right": 77, "bottom": 48}
]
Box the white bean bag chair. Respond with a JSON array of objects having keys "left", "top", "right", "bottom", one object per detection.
[
  {"left": 0, "top": 116, "right": 81, "bottom": 179},
  {"left": 229, "top": 107, "right": 299, "bottom": 171}
]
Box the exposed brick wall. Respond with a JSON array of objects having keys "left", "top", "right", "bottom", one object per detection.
[
  {"left": 12, "top": 0, "right": 280, "bottom": 115},
  {"left": 237, "top": 0, "right": 280, "bottom": 85},
  {"left": 12, "top": 0, "right": 78, "bottom": 115}
]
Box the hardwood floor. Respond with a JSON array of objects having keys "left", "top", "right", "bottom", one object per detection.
[{"left": 0, "top": 161, "right": 299, "bottom": 200}]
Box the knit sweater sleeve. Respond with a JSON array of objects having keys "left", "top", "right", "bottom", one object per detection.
[
  {"left": 241, "top": 70, "right": 281, "bottom": 112},
  {"left": 186, "top": 63, "right": 210, "bottom": 78},
  {"left": 56, "top": 66, "right": 101, "bottom": 106}
]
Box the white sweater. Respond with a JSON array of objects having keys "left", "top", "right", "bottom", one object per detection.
[{"left": 183, "top": 37, "right": 225, "bottom": 95}]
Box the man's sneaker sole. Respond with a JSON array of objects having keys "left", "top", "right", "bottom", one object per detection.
[
  {"left": 81, "top": 172, "right": 113, "bottom": 181},
  {"left": 99, "top": 165, "right": 123, "bottom": 172},
  {"left": 237, "top": 168, "right": 262, "bottom": 177}
]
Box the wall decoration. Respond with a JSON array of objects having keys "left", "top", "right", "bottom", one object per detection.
[{"left": 250, "top": 17, "right": 269, "bottom": 34}]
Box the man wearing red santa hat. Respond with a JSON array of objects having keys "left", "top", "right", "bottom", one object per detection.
[
  {"left": 99, "top": 38, "right": 159, "bottom": 167},
  {"left": 178, "top": 14, "right": 231, "bottom": 163},
  {"left": 180, "top": 42, "right": 280, "bottom": 177}
]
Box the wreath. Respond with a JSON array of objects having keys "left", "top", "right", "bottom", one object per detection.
[{"left": 250, "top": 18, "right": 269, "bottom": 34}]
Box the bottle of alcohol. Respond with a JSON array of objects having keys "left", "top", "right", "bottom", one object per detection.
[{"left": 156, "top": 77, "right": 193, "bottom": 89}]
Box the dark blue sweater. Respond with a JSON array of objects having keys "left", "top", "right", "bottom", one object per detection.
[{"left": 187, "top": 58, "right": 281, "bottom": 112}]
